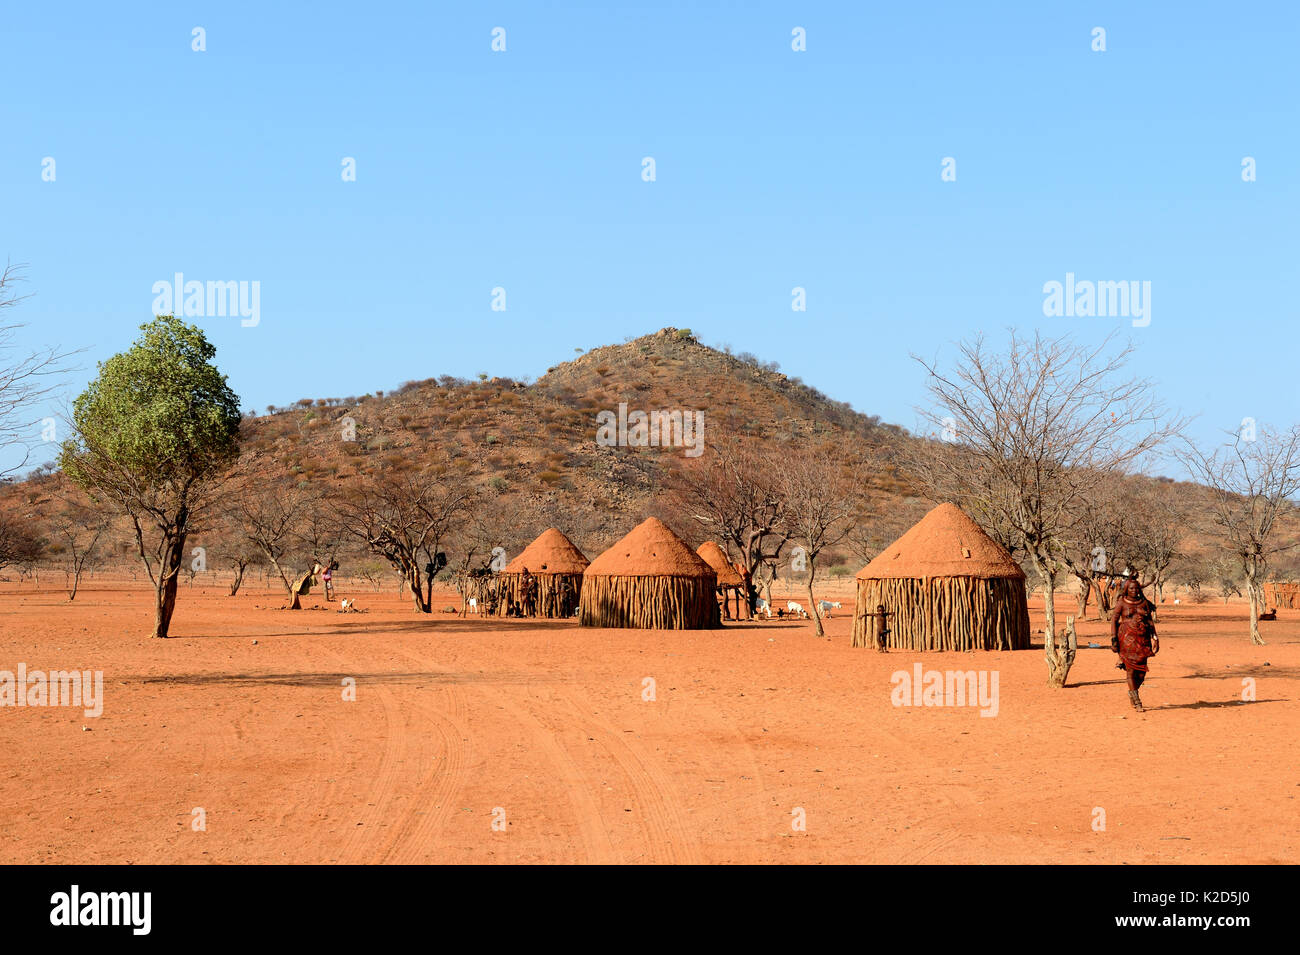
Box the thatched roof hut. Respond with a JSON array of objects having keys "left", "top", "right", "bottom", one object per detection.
[
  {"left": 696, "top": 542, "right": 743, "bottom": 588},
  {"left": 1263, "top": 581, "right": 1300, "bottom": 610},
  {"left": 579, "top": 517, "right": 720, "bottom": 629},
  {"left": 489, "top": 528, "right": 589, "bottom": 618},
  {"left": 851, "top": 502, "right": 1030, "bottom": 651},
  {"left": 696, "top": 541, "right": 748, "bottom": 620}
]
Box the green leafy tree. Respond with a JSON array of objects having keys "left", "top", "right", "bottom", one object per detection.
[{"left": 59, "top": 316, "right": 241, "bottom": 637}]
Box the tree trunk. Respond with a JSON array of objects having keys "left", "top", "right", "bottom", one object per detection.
[
  {"left": 228, "top": 561, "right": 248, "bottom": 596},
  {"left": 1046, "top": 614, "right": 1078, "bottom": 687},
  {"left": 407, "top": 564, "right": 429, "bottom": 613},
  {"left": 268, "top": 556, "right": 301, "bottom": 609},
  {"left": 153, "top": 533, "right": 187, "bottom": 638},
  {"left": 1246, "top": 571, "right": 1265, "bottom": 645},
  {"left": 1038, "top": 565, "right": 1069, "bottom": 685},
  {"left": 1098, "top": 578, "right": 1115, "bottom": 617},
  {"left": 1076, "top": 574, "right": 1090, "bottom": 618},
  {"left": 1042, "top": 572, "right": 1057, "bottom": 648},
  {"left": 807, "top": 561, "right": 823, "bottom": 636}
]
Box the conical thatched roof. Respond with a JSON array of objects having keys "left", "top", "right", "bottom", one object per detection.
[
  {"left": 504, "top": 528, "right": 589, "bottom": 575},
  {"left": 585, "top": 517, "right": 714, "bottom": 578},
  {"left": 857, "top": 503, "right": 1024, "bottom": 581},
  {"left": 696, "top": 541, "right": 744, "bottom": 587}
]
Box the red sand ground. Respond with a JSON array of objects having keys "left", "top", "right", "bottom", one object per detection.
[{"left": 0, "top": 577, "right": 1295, "bottom": 864}]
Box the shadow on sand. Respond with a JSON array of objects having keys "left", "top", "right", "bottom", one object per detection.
[
  {"left": 1146, "top": 698, "right": 1287, "bottom": 711},
  {"left": 134, "top": 669, "right": 557, "bottom": 688},
  {"left": 190, "top": 617, "right": 583, "bottom": 639}
]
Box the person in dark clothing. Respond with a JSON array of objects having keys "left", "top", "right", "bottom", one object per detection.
[{"left": 1111, "top": 578, "right": 1159, "bottom": 712}]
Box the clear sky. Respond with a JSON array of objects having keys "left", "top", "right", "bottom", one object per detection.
[{"left": 2, "top": 1, "right": 1296, "bottom": 474}]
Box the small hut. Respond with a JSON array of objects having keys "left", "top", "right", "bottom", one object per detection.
[
  {"left": 696, "top": 541, "right": 748, "bottom": 620},
  {"left": 1263, "top": 581, "right": 1299, "bottom": 610},
  {"left": 493, "top": 528, "right": 589, "bottom": 618},
  {"left": 580, "top": 517, "right": 720, "bottom": 629},
  {"left": 851, "top": 502, "right": 1030, "bottom": 651}
]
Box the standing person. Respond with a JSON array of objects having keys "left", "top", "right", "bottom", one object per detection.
[
  {"left": 556, "top": 575, "right": 574, "bottom": 617},
  {"left": 521, "top": 567, "right": 538, "bottom": 617},
  {"left": 1111, "top": 578, "right": 1159, "bottom": 712},
  {"left": 321, "top": 560, "right": 336, "bottom": 602}
]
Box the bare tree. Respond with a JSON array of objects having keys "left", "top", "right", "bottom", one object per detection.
[
  {"left": 1058, "top": 482, "right": 1127, "bottom": 620},
  {"left": 447, "top": 498, "right": 532, "bottom": 615},
  {"left": 776, "top": 447, "right": 858, "bottom": 636},
  {"left": 0, "top": 503, "right": 43, "bottom": 575},
  {"left": 209, "top": 499, "right": 262, "bottom": 597},
  {"left": 0, "top": 262, "right": 72, "bottom": 480},
  {"left": 335, "top": 462, "right": 474, "bottom": 612},
  {"left": 670, "top": 433, "right": 790, "bottom": 578},
  {"left": 224, "top": 542, "right": 261, "bottom": 597},
  {"left": 1057, "top": 480, "right": 1186, "bottom": 619},
  {"left": 1179, "top": 426, "right": 1300, "bottom": 644},
  {"left": 1211, "top": 554, "right": 1244, "bottom": 605},
  {"left": 1115, "top": 484, "right": 1187, "bottom": 601},
  {"left": 295, "top": 496, "right": 348, "bottom": 576},
  {"left": 237, "top": 481, "right": 315, "bottom": 608},
  {"left": 44, "top": 486, "right": 110, "bottom": 600},
  {"left": 908, "top": 331, "right": 1184, "bottom": 686}
]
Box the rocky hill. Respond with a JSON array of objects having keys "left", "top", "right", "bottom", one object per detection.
[{"left": 225, "top": 326, "right": 907, "bottom": 552}]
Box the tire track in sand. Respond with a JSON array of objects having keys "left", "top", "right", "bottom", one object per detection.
[
  {"left": 317, "top": 644, "right": 468, "bottom": 864},
  {"left": 387, "top": 637, "right": 617, "bottom": 864},
  {"left": 482, "top": 689, "right": 618, "bottom": 864},
  {"left": 376, "top": 666, "right": 471, "bottom": 864},
  {"left": 465, "top": 636, "right": 701, "bottom": 864},
  {"left": 334, "top": 681, "right": 407, "bottom": 863},
  {"left": 532, "top": 684, "right": 705, "bottom": 864}
]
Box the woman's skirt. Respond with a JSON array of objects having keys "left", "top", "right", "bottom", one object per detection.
[{"left": 1117, "top": 623, "right": 1154, "bottom": 672}]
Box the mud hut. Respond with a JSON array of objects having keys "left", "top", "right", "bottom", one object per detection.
[
  {"left": 493, "top": 528, "right": 589, "bottom": 618},
  {"left": 1263, "top": 581, "right": 1300, "bottom": 610},
  {"left": 696, "top": 541, "right": 748, "bottom": 620},
  {"left": 850, "top": 502, "right": 1030, "bottom": 651},
  {"left": 580, "top": 517, "right": 720, "bottom": 629}
]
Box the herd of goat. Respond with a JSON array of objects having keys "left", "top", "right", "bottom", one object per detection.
[{"left": 755, "top": 599, "right": 842, "bottom": 620}]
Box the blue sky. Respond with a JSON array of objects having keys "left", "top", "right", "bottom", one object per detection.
[{"left": 2, "top": 1, "right": 1296, "bottom": 474}]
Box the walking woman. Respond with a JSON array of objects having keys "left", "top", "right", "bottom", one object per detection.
[{"left": 1111, "top": 578, "right": 1159, "bottom": 712}]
